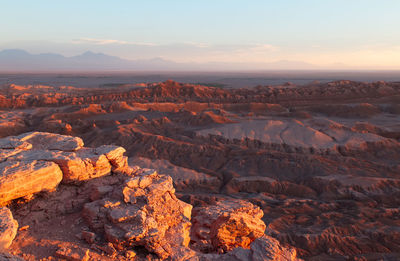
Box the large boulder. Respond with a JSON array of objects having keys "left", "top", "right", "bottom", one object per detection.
[
  {"left": 214, "top": 235, "right": 301, "bottom": 261},
  {"left": 191, "top": 199, "right": 266, "bottom": 252},
  {"left": 0, "top": 160, "right": 63, "bottom": 206},
  {"left": 0, "top": 207, "right": 18, "bottom": 251},
  {"left": 83, "top": 169, "right": 192, "bottom": 259}
]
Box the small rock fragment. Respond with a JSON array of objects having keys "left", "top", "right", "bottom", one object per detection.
[
  {"left": 81, "top": 231, "right": 96, "bottom": 244},
  {"left": 55, "top": 245, "right": 90, "bottom": 261},
  {"left": 18, "top": 225, "right": 29, "bottom": 231},
  {"left": 98, "top": 242, "right": 117, "bottom": 257},
  {"left": 125, "top": 250, "right": 136, "bottom": 259}
]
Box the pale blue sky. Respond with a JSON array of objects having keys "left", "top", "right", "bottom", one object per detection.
[{"left": 1, "top": 0, "right": 400, "bottom": 68}]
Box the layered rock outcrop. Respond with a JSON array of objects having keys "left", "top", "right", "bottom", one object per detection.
[
  {"left": 83, "top": 168, "right": 192, "bottom": 259},
  {"left": 0, "top": 132, "right": 131, "bottom": 206},
  {"left": 191, "top": 199, "right": 266, "bottom": 253}
]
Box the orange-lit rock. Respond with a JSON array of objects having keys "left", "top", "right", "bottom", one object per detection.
[
  {"left": 55, "top": 245, "right": 90, "bottom": 261},
  {"left": 0, "top": 160, "right": 63, "bottom": 206},
  {"left": 0, "top": 132, "right": 134, "bottom": 183},
  {"left": 95, "top": 145, "right": 131, "bottom": 174},
  {"left": 83, "top": 168, "right": 192, "bottom": 259},
  {"left": 7, "top": 149, "right": 111, "bottom": 183},
  {"left": 191, "top": 199, "right": 266, "bottom": 252},
  {"left": 95, "top": 145, "right": 127, "bottom": 168},
  {"left": 0, "top": 207, "right": 18, "bottom": 251}
]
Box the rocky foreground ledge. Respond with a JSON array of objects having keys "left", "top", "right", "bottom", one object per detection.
[{"left": 0, "top": 132, "right": 300, "bottom": 260}]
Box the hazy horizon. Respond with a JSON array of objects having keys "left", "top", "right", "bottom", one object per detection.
[
  {"left": 2, "top": 70, "right": 400, "bottom": 89},
  {"left": 3, "top": 48, "right": 400, "bottom": 72}
]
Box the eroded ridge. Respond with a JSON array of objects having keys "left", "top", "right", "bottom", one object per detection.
[{"left": 1, "top": 80, "right": 400, "bottom": 260}]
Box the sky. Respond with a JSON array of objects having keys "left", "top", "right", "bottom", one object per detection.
[{"left": 1, "top": 0, "right": 400, "bottom": 69}]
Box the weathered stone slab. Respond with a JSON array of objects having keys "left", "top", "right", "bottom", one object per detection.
[
  {"left": 0, "top": 160, "right": 63, "bottom": 206},
  {"left": 7, "top": 149, "right": 112, "bottom": 183},
  {"left": 16, "top": 132, "right": 84, "bottom": 151}
]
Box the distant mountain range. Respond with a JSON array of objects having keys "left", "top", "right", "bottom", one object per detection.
[{"left": 0, "top": 49, "right": 321, "bottom": 72}]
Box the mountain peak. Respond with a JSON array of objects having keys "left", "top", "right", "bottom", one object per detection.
[
  {"left": 0, "top": 49, "right": 31, "bottom": 56},
  {"left": 81, "top": 51, "right": 101, "bottom": 56},
  {"left": 76, "top": 51, "right": 108, "bottom": 57}
]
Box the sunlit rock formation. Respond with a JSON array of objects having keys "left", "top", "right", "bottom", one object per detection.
[
  {"left": 83, "top": 169, "right": 192, "bottom": 259},
  {"left": 191, "top": 199, "right": 266, "bottom": 252},
  {"left": 0, "top": 132, "right": 301, "bottom": 260}
]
